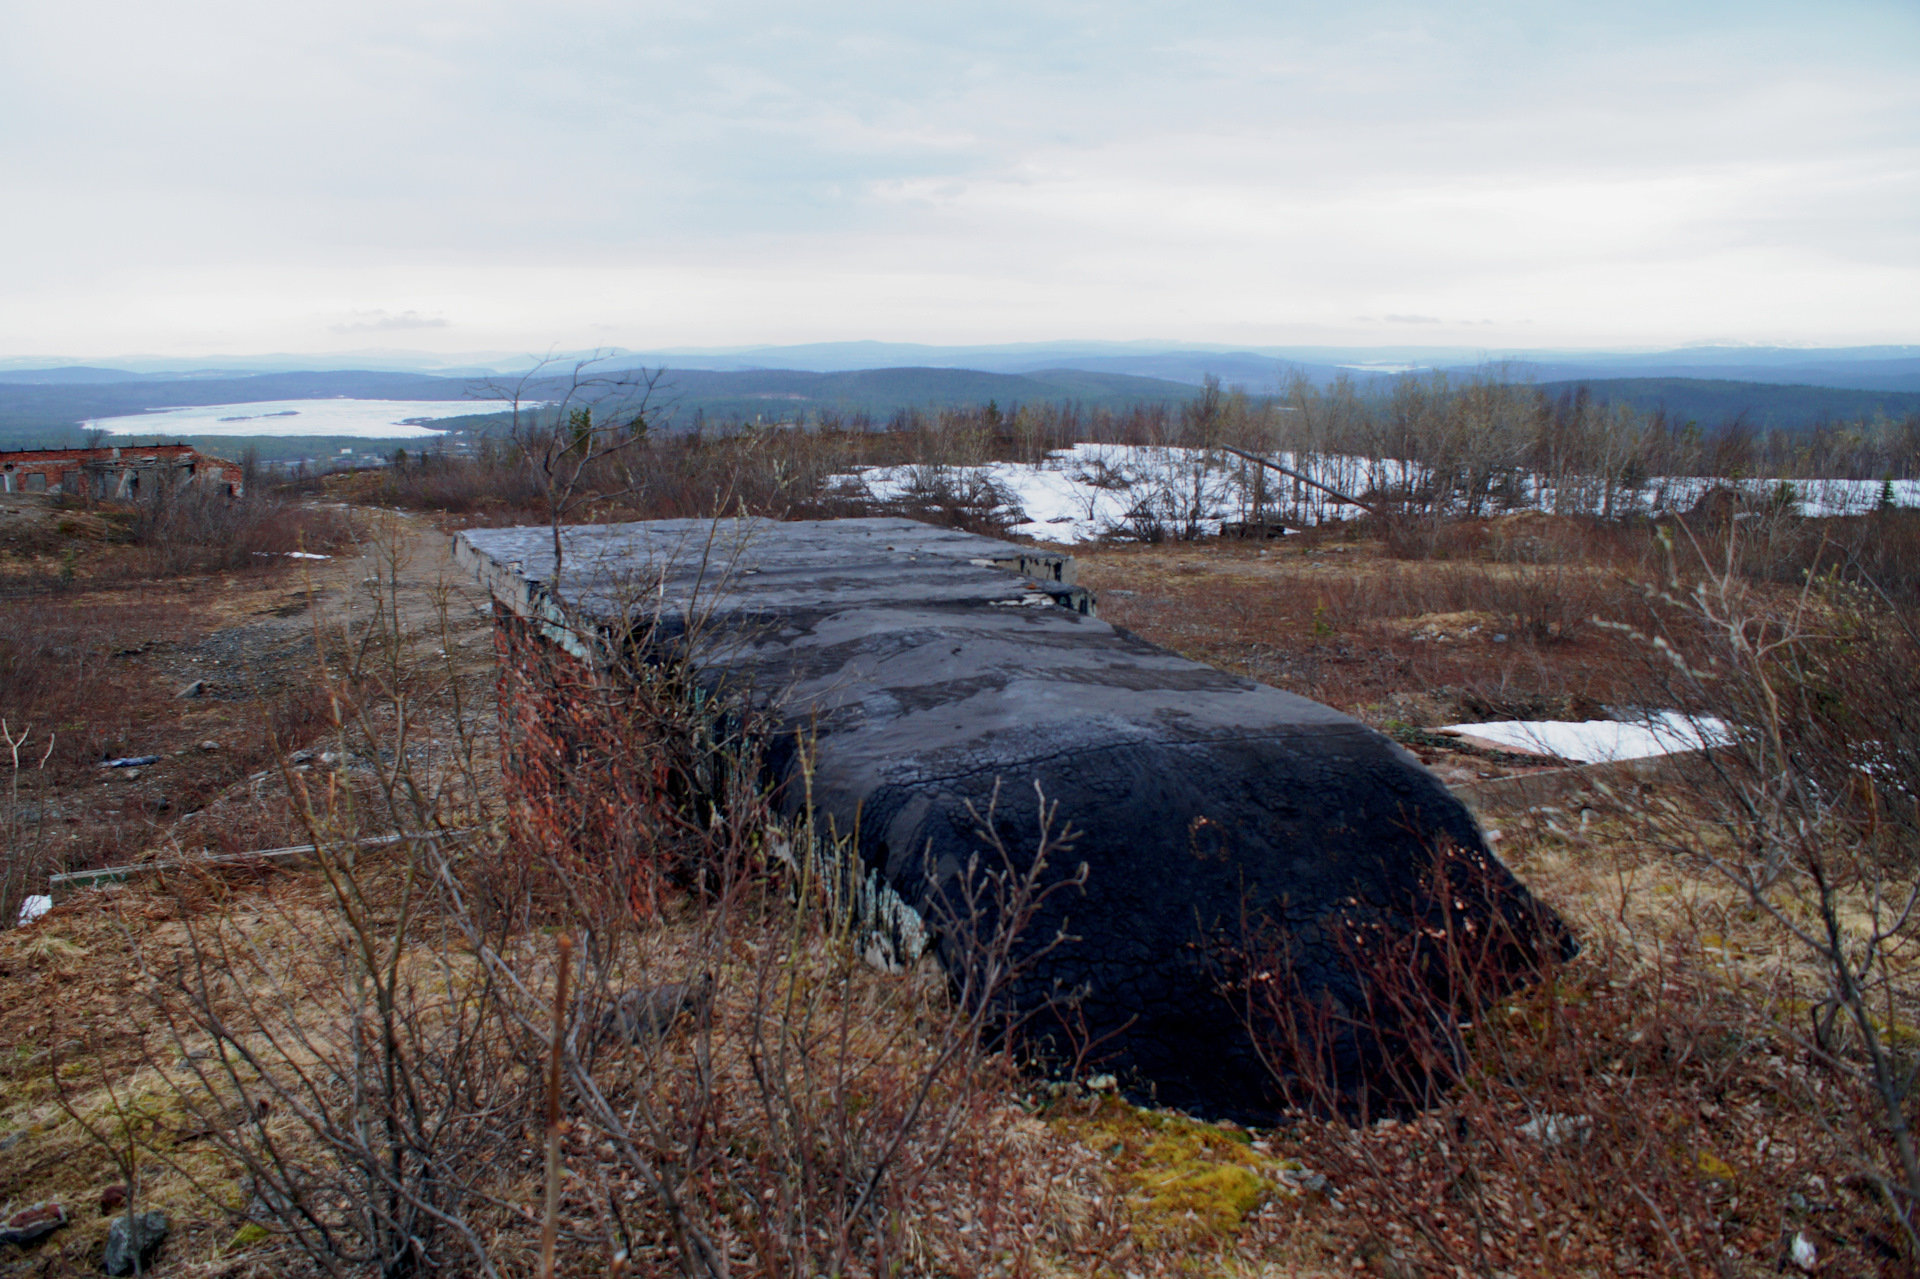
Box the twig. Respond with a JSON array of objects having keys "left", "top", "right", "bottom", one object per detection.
[{"left": 539, "top": 934, "right": 574, "bottom": 1279}]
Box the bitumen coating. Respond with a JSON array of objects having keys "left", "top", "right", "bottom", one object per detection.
[{"left": 459, "top": 517, "right": 1565, "bottom": 1121}]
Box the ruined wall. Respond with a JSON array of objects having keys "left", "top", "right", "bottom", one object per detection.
[{"left": 0, "top": 445, "right": 244, "bottom": 498}]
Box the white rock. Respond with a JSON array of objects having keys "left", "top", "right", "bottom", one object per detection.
[
  {"left": 1516, "top": 1113, "right": 1591, "bottom": 1146},
  {"left": 1790, "top": 1231, "right": 1817, "bottom": 1272},
  {"left": 15, "top": 895, "right": 51, "bottom": 926}
]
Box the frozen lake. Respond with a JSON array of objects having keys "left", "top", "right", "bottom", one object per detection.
[{"left": 85, "top": 398, "right": 501, "bottom": 439}]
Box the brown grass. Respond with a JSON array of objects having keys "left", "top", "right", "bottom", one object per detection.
[
  {"left": 5, "top": 494, "right": 1917, "bottom": 1277},
  {"left": 1078, "top": 535, "right": 1662, "bottom": 721}
]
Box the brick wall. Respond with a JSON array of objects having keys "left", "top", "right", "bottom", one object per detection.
[{"left": 0, "top": 445, "right": 245, "bottom": 498}]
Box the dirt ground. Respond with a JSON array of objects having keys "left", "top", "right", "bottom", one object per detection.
[
  {"left": 1, "top": 504, "right": 496, "bottom": 873},
  {"left": 0, "top": 507, "right": 506, "bottom": 1276}
]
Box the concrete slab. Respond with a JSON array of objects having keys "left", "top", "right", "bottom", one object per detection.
[{"left": 459, "top": 517, "right": 1566, "bottom": 1121}]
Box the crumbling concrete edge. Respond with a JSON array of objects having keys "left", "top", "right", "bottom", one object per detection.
[{"left": 448, "top": 533, "right": 605, "bottom": 663}]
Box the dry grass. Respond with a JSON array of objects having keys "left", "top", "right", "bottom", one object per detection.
[
  {"left": 5, "top": 497, "right": 1917, "bottom": 1277},
  {"left": 1310, "top": 791, "right": 1920, "bottom": 1277},
  {"left": 1076, "top": 533, "right": 1661, "bottom": 723},
  {"left": 0, "top": 584, "right": 351, "bottom": 877}
]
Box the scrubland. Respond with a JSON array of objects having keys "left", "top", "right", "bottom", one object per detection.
[{"left": 1, "top": 379, "right": 1917, "bottom": 1277}]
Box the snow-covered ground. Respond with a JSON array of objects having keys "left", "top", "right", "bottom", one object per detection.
[
  {"left": 1441, "top": 711, "right": 1729, "bottom": 764},
  {"left": 840, "top": 443, "right": 1381, "bottom": 542},
  {"left": 832, "top": 444, "right": 1920, "bottom": 544}
]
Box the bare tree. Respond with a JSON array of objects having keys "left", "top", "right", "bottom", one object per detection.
[{"left": 489, "top": 352, "right": 676, "bottom": 586}]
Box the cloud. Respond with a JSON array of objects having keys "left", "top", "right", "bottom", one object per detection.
[
  {"left": 0, "top": 0, "right": 1914, "bottom": 352},
  {"left": 327, "top": 311, "right": 451, "bottom": 335}
]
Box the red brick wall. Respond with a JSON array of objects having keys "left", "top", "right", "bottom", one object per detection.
[{"left": 0, "top": 445, "right": 244, "bottom": 496}]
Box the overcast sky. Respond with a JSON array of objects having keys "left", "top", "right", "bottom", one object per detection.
[{"left": 2, "top": 0, "right": 1914, "bottom": 358}]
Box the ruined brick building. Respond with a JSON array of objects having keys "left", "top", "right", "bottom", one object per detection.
[{"left": 0, "top": 444, "right": 245, "bottom": 499}]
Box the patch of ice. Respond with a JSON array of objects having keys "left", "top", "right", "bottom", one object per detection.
[
  {"left": 84, "top": 398, "right": 501, "bottom": 439},
  {"left": 16, "top": 894, "right": 51, "bottom": 926},
  {"left": 1441, "top": 711, "right": 1729, "bottom": 764}
]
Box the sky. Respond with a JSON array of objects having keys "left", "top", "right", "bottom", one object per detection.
[{"left": 2, "top": 0, "right": 1915, "bottom": 358}]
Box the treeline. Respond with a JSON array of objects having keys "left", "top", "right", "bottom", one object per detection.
[{"left": 368, "top": 369, "right": 1920, "bottom": 529}]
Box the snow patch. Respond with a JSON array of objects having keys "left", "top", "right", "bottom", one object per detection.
[{"left": 1441, "top": 711, "right": 1728, "bottom": 764}]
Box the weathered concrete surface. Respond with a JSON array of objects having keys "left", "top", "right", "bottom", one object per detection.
[
  {"left": 459, "top": 517, "right": 1564, "bottom": 1121},
  {"left": 452, "top": 517, "right": 1086, "bottom": 638}
]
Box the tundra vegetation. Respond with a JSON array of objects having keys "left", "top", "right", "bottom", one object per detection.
[{"left": 0, "top": 366, "right": 1916, "bottom": 1276}]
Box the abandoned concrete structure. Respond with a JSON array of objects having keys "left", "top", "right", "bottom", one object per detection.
[
  {"left": 0, "top": 444, "right": 244, "bottom": 499},
  {"left": 458, "top": 516, "right": 1564, "bottom": 1120}
]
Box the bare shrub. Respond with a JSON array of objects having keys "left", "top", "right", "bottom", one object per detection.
[
  {"left": 871, "top": 462, "right": 1024, "bottom": 533},
  {"left": 1105, "top": 448, "right": 1238, "bottom": 542},
  {"left": 0, "top": 720, "right": 55, "bottom": 931},
  {"left": 101, "top": 531, "right": 519, "bottom": 1277},
  {"left": 87, "top": 520, "right": 1077, "bottom": 1279},
  {"left": 454, "top": 780, "right": 1086, "bottom": 1279},
  {"left": 1253, "top": 847, "right": 1887, "bottom": 1276},
  {"left": 125, "top": 478, "right": 352, "bottom": 576},
  {"left": 1601, "top": 526, "right": 1920, "bottom": 1260}
]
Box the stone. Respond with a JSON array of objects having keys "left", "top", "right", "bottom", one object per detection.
[
  {"left": 103, "top": 1210, "right": 167, "bottom": 1275},
  {"left": 0, "top": 1200, "right": 68, "bottom": 1247},
  {"left": 1515, "top": 1113, "right": 1591, "bottom": 1146},
  {"left": 198, "top": 740, "right": 220, "bottom": 752},
  {"left": 597, "top": 974, "right": 715, "bottom": 1045},
  {"left": 176, "top": 680, "right": 205, "bottom": 699},
  {"left": 1277, "top": 1164, "right": 1329, "bottom": 1194}
]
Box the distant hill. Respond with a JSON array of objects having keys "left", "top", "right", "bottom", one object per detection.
[
  {"left": 0, "top": 365, "right": 1202, "bottom": 450},
  {"left": 6, "top": 362, "right": 1917, "bottom": 453},
  {"left": 638, "top": 366, "right": 1197, "bottom": 423},
  {"left": 1538, "top": 378, "right": 1920, "bottom": 429},
  {"left": 0, "top": 367, "right": 157, "bottom": 385},
  {"left": 1517, "top": 358, "right": 1920, "bottom": 395}
]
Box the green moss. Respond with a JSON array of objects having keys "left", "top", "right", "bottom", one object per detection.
[
  {"left": 1053, "top": 1098, "right": 1283, "bottom": 1242},
  {"left": 1133, "top": 1159, "right": 1268, "bottom": 1234},
  {"left": 228, "top": 1222, "right": 271, "bottom": 1249}
]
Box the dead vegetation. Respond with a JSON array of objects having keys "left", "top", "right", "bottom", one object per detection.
[{"left": 2, "top": 394, "right": 1918, "bottom": 1277}]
